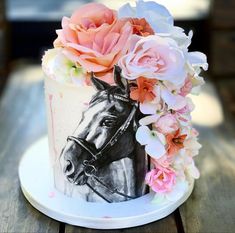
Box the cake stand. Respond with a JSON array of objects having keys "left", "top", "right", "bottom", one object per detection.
[{"left": 18, "top": 137, "right": 194, "bottom": 229}]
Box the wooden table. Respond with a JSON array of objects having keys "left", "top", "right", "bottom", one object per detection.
[{"left": 0, "top": 64, "right": 235, "bottom": 233}]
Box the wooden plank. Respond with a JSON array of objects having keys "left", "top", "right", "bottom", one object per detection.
[
  {"left": 0, "top": 0, "right": 9, "bottom": 89},
  {"left": 0, "top": 64, "right": 60, "bottom": 233},
  {"left": 179, "top": 83, "right": 235, "bottom": 233},
  {"left": 211, "top": 31, "right": 235, "bottom": 76},
  {"left": 0, "top": 0, "right": 6, "bottom": 21},
  {"left": 0, "top": 29, "right": 6, "bottom": 71},
  {"left": 212, "top": 0, "right": 235, "bottom": 29},
  {"left": 65, "top": 214, "right": 177, "bottom": 233},
  {"left": 215, "top": 79, "right": 235, "bottom": 118}
]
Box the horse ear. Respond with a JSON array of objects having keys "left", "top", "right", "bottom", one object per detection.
[
  {"left": 114, "top": 65, "right": 130, "bottom": 95},
  {"left": 91, "top": 73, "right": 111, "bottom": 91}
]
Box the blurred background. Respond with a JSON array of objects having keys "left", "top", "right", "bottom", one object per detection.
[{"left": 0, "top": 0, "right": 235, "bottom": 118}]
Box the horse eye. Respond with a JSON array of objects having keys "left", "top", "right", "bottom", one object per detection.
[{"left": 101, "top": 118, "right": 116, "bottom": 128}]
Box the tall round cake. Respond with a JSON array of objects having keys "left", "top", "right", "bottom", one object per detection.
[{"left": 42, "top": 0, "right": 208, "bottom": 204}]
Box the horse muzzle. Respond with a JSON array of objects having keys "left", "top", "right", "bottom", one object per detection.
[{"left": 63, "top": 159, "right": 87, "bottom": 185}]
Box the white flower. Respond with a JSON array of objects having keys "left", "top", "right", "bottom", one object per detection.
[
  {"left": 152, "top": 179, "right": 189, "bottom": 203},
  {"left": 139, "top": 85, "right": 163, "bottom": 114},
  {"left": 136, "top": 126, "right": 166, "bottom": 159},
  {"left": 173, "top": 129, "right": 201, "bottom": 179},
  {"left": 161, "top": 88, "right": 187, "bottom": 110},
  {"left": 139, "top": 113, "right": 161, "bottom": 126},
  {"left": 187, "top": 51, "right": 208, "bottom": 71},
  {"left": 186, "top": 160, "right": 200, "bottom": 179},
  {"left": 118, "top": 0, "right": 191, "bottom": 47},
  {"left": 139, "top": 86, "right": 165, "bottom": 125},
  {"left": 118, "top": 0, "right": 173, "bottom": 33},
  {"left": 173, "top": 97, "right": 195, "bottom": 126},
  {"left": 184, "top": 133, "right": 202, "bottom": 157},
  {"left": 42, "top": 48, "right": 86, "bottom": 85},
  {"left": 139, "top": 84, "right": 187, "bottom": 121},
  {"left": 186, "top": 51, "right": 208, "bottom": 95},
  {"left": 174, "top": 152, "right": 200, "bottom": 179}
]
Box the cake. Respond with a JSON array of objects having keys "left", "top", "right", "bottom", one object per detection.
[{"left": 42, "top": 0, "right": 208, "bottom": 203}]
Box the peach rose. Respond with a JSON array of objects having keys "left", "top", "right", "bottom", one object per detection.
[{"left": 54, "top": 3, "right": 133, "bottom": 80}]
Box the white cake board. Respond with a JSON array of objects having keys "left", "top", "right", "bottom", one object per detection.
[{"left": 19, "top": 137, "right": 194, "bottom": 229}]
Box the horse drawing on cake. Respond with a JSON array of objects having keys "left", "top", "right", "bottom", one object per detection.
[{"left": 60, "top": 67, "right": 147, "bottom": 202}]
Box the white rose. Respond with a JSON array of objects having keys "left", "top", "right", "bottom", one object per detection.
[
  {"left": 42, "top": 48, "right": 86, "bottom": 85},
  {"left": 118, "top": 0, "right": 191, "bottom": 47}
]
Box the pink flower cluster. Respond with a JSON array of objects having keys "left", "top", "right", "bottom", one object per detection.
[
  {"left": 43, "top": 0, "right": 208, "bottom": 197},
  {"left": 116, "top": 0, "right": 208, "bottom": 195}
]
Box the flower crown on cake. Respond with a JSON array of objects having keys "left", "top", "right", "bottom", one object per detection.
[{"left": 42, "top": 0, "right": 208, "bottom": 202}]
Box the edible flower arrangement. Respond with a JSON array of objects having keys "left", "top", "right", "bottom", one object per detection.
[{"left": 42, "top": 0, "right": 208, "bottom": 202}]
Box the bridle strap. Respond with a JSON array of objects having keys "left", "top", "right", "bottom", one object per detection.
[
  {"left": 85, "top": 175, "right": 137, "bottom": 203},
  {"left": 85, "top": 182, "right": 112, "bottom": 203},
  {"left": 67, "top": 136, "right": 97, "bottom": 158},
  {"left": 97, "top": 103, "right": 137, "bottom": 157},
  {"left": 93, "top": 176, "right": 137, "bottom": 199}
]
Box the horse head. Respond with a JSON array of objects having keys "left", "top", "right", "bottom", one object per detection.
[{"left": 60, "top": 67, "right": 138, "bottom": 186}]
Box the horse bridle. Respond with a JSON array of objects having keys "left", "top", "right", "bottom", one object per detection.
[{"left": 67, "top": 95, "right": 138, "bottom": 202}]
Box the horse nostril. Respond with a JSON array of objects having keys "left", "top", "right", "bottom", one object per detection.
[
  {"left": 64, "top": 160, "right": 75, "bottom": 175},
  {"left": 67, "top": 160, "right": 72, "bottom": 170}
]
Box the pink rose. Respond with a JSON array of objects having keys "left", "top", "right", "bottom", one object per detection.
[
  {"left": 119, "top": 35, "right": 187, "bottom": 86},
  {"left": 145, "top": 165, "right": 176, "bottom": 193},
  {"left": 155, "top": 114, "right": 179, "bottom": 134},
  {"left": 54, "top": 3, "right": 133, "bottom": 81}
]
